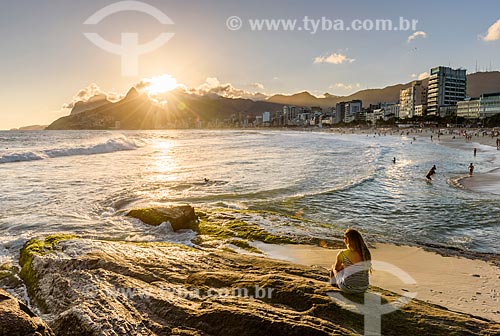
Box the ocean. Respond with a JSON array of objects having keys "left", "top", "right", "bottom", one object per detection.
[{"left": 1, "top": 129, "right": 499, "bottom": 266}]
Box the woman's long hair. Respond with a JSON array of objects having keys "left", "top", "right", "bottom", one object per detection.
[{"left": 344, "top": 228, "right": 371, "bottom": 263}]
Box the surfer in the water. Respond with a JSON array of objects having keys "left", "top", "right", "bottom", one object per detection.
[
  {"left": 392, "top": 157, "right": 396, "bottom": 164},
  {"left": 426, "top": 165, "right": 436, "bottom": 180}
]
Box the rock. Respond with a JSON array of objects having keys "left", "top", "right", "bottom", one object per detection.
[
  {"left": 0, "top": 289, "right": 55, "bottom": 336},
  {"left": 0, "top": 263, "right": 21, "bottom": 289},
  {"left": 18, "top": 237, "right": 500, "bottom": 336},
  {"left": 127, "top": 205, "right": 197, "bottom": 231}
]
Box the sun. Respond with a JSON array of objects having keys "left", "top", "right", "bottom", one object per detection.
[{"left": 144, "top": 75, "right": 178, "bottom": 95}]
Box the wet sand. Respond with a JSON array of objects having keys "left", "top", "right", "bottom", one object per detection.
[{"left": 253, "top": 241, "right": 500, "bottom": 322}]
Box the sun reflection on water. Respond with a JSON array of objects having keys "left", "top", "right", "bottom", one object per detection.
[{"left": 150, "top": 140, "right": 178, "bottom": 182}]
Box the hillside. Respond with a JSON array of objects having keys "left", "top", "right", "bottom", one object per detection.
[
  {"left": 47, "top": 88, "right": 166, "bottom": 130},
  {"left": 46, "top": 71, "right": 500, "bottom": 130},
  {"left": 267, "top": 71, "right": 500, "bottom": 107},
  {"left": 10, "top": 125, "right": 48, "bottom": 131},
  {"left": 47, "top": 89, "right": 285, "bottom": 130}
]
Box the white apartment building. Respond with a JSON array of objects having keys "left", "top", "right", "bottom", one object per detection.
[
  {"left": 457, "top": 98, "right": 480, "bottom": 119},
  {"left": 399, "top": 80, "right": 427, "bottom": 119},
  {"left": 457, "top": 93, "right": 500, "bottom": 119}
]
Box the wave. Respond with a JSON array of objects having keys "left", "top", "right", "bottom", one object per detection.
[
  {"left": 285, "top": 174, "right": 376, "bottom": 201},
  {"left": 0, "top": 137, "right": 139, "bottom": 164}
]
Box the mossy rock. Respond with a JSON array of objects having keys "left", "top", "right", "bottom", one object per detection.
[
  {"left": 193, "top": 211, "right": 296, "bottom": 245},
  {"left": 227, "top": 239, "right": 263, "bottom": 254},
  {"left": 18, "top": 234, "right": 76, "bottom": 312},
  {"left": 127, "top": 205, "right": 198, "bottom": 231}
]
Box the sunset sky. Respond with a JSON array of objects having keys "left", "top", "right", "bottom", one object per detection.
[{"left": 1, "top": 0, "right": 500, "bottom": 129}]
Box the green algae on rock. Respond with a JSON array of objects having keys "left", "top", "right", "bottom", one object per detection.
[
  {"left": 19, "top": 234, "right": 77, "bottom": 311},
  {"left": 194, "top": 210, "right": 296, "bottom": 245},
  {"left": 127, "top": 205, "right": 197, "bottom": 231}
]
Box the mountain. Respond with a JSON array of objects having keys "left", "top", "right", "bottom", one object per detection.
[
  {"left": 70, "top": 93, "right": 110, "bottom": 115},
  {"left": 466, "top": 71, "right": 500, "bottom": 97},
  {"left": 47, "top": 88, "right": 167, "bottom": 130},
  {"left": 46, "top": 88, "right": 285, "bottom": 130},
  {"left": 10, "top": 125, "right": 48, "bottom": 131},
  {"left": 266, "top": 91, "right": 333, "bottom": 107},
  {"left": 46, "top": 71, "right": 500, "bottom": 130},
  {"left": 267, "top": 71, "right": 500, "bottom": 107}
]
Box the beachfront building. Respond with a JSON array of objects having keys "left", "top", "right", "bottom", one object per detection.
[
  {"left": 383, "top": 103, "right": 400, "bottom": 119},
  {"left": 344, "top": 100, "right": 362, "bottom": 123},
  {"left": 457, "top": 98, "right": 480, "bottom": 119},
  {"left": 415, "top": 104, "right": 425, "bottom": 117},
  {"left": 334, "top": 102, "right": 346, "bottom": 123},
  {"left": 480, "top": 92, "right": 500, "bottom": 118},
  {"left": 427, "top": 66, "right": 467, "bottom": 116},
  {"left": 366, "top": 109, "right": 385, "bottom": 124},
  {"left": 458, "top": 92, "right": 500, "bottom": 119},
  {"left": 399, "top": 80, "right": 427, "bottom": 119}
]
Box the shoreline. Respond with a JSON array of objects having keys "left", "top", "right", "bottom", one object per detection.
[
  {"left": 327, "top": 127, "right": 500, "bottom": 196},
  {"left": 253, "top": 241, "right": 500, "bottom": 322},
  {"left": 428, "top": 133, "right": 500, "bottom": 196}
]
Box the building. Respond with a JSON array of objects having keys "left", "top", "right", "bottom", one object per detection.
[
  {"left": 399, "top": 80, "right": 427, "bottom": 119},
  {"left": 344, "top": 100, "right": 362, "bottom": 123},
  {"left": 262, "top": 111, "right": 270, "bottom": 123},
  {"left": 334, "top": 102, "right": 346, "bottom": 123},
  {"left": 366, "top": 109, "right": 385, "bottom": 124},
  {"left": 283, "top": 106, "right": 299, "bottom": 125},
  {"left": 414, "top": 105, "right": 425, "bottom": 117},
  {"left": 383, "top": 103, "right": 400, "bottom": 119},
  {"left": 458, "top": 92, "right": 500, "bottom": 119},
  {"left": 480, "top": 92, "right": 500, "bottom": 118},
  {"left": 427, "top": 66, "right": 467, "bottom": 116},
  {"left": 457, "top": 98, "right": 480, "bottom": 119}
]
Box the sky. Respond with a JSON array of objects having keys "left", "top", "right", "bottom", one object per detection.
[{"left": 1, "top": 0, "right": 500, "bottom": 129}]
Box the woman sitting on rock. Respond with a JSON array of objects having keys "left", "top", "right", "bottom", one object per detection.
[{"left": 329, "top": 228, "right": 371, "bottom": 293}]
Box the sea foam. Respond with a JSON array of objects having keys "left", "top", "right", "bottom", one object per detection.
[{"left": 0, "top": 137, "right": 139, "bottom": 164}]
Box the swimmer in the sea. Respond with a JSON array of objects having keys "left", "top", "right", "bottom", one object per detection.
[{"left": 426, "top": 165, "right": 436, "bottom": 180}]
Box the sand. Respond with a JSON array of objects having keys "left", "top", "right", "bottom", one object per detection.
[{"left": 253, "top": 241, "right": 500, "bottom": 322}]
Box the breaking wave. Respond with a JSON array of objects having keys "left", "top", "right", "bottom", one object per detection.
[{"left": 0, "top": 137, "right": 139, "bottom": 164}]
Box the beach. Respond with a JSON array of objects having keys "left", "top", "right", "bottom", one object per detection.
[
  {"left": 1, "top": 129, "right": 500, "bottom": 334},
  {"left": 254, "top": 241, "right": 500, "bottom": 322}
]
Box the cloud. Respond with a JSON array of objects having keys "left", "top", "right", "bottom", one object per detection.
[
  {"left": 329, "top": 82, "right": 361, "bottom": 92},
  {"left": 328, "top": 83, "right": 361, "bottom": 94},
  {"left": 411, "top": 72, "right": 429, "bottom": 80},
  {"left": 249, "top": 82, "right": 265, "bottom": 90},
  {"left": 62, "top": 83, "right": 122, "bottom": 110},
  {"left": 480, "top": 19, "right": 500, "bottom": 41},
  {"left": 407, "top": 31, "right": 427, "bottom": 43},
  {"left": 314, "top": 52, "right": 355, "bottom": 64},
  {"left": 190, "top": 77, "right": 268, "bottom": 100}
]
